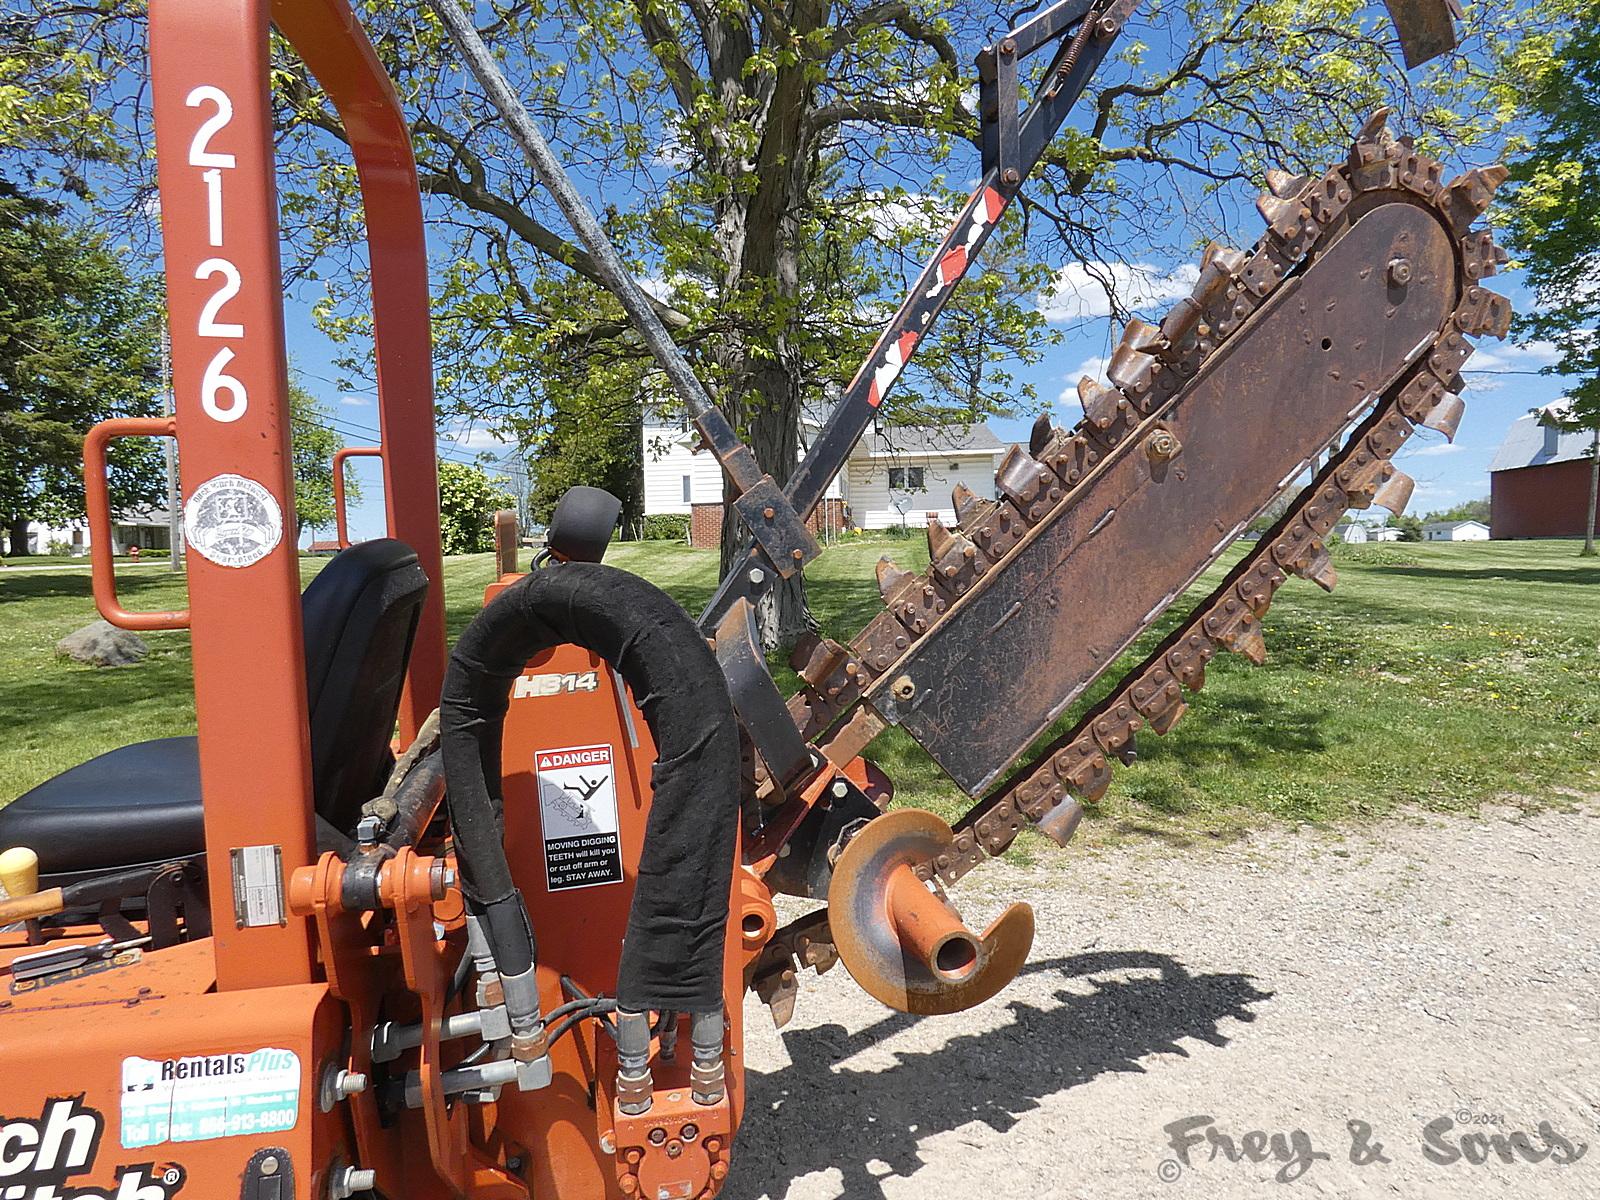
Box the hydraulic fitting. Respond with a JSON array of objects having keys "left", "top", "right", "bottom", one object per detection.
[
  {"left": 614, "top": 1009, "right": 654, "bottom": 1115},
  {"left": 689, "top": 1008, "right": 726, "bottom": 1106}
]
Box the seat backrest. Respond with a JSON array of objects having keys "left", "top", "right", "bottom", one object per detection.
[{"left": 300, "top": 539, "right": 429, "bottom": 836}]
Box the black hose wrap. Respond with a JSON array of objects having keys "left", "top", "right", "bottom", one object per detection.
[{"left": 440, "top": 562, "right": 740, "bottom": 1013}]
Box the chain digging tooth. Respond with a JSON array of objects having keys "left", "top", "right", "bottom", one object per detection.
[
  {"left": 1455, "top": 285, "right": 1514, "bottom": 339},
  {"left": 951, "top": 481, "right": 983, "bottom": 527},
  {"left": 1421, "top": 391, "right": 1465, "bottom": 441},
  {"left": 1441, "top": 164, "right": 1510, "bottom": 232},
  {"left": 1255, "top": 191, "right": 1311, "bottom": 239},
  {"left": 1264, "top": 167, "right": 1312, "bottom": 199},
  {"left": 1028, "top": 414, "right": 1054, "bottom": 457},
  {"left": 1371, "top": 467, "right": 1415, "bottom": 515},
  {"left": 1077, "top": 375, "right": 1127, "bottom": 430},
  {"left": 1294, "top": 541, "right": 1339, "bottom": 593},
  {"left": 995, "top": 444, "right": 1061, "bottom": 523},
  {"left": 1355, "top": 106, "right": 1395, "bottom": 149},
  {"left": 1222, "top": 618, "right": 1268, "bottom": 665},
  {"left": 875, "top": 556, "right": 916, "bottom": 604},
  {"left": 1201, "top": 241, "right": 1248, "bottom": 276},
  {"left": 1105, "top": 343, "right": 1156, "bottom": 395}
]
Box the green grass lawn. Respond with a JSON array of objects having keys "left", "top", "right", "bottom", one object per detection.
[{"left": 2, "top": 536, "right": 1596, "bottom": 854}]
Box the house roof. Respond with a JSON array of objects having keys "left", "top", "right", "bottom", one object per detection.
[
  {"left": 1422, "top": 520, "right": 1488, "bottom": 531},
  {"left": 857, "top": 422, "right": 1006, "bottom": 459},
  {"left": 1489, "top": 402, "right": 1594, "bottom": 472}
]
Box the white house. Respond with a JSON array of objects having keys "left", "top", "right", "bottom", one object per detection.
[
  {"left": 641, "top": 412, "right": 1008, "bottom": 545},
  {"left": 16, "top": 507, "right": 173, "bottom": 557},
  {"left": 1368, "top": 526, "right": 1404, "bottom": 542},
  {"left": 1423, "top": 519, "right": 1490, "bottom": 542},
  {"left": 1332, "top": 522, "right": 1369, "bottom": 544}
]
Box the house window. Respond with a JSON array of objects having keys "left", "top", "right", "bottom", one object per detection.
[
  {"left": 888, "top": 466, "right": 925, "bottom": 492},
  {"left": 682, "top": 475, "right": 693, "bottom": 504}
]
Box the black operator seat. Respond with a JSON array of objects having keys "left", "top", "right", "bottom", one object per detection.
[{"left": 0, "top": 538, "right": 429, "bottom": 888}]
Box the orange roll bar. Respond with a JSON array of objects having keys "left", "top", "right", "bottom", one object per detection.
[{"left": 83, "top": 416, "right": 189, "bottom": 630}]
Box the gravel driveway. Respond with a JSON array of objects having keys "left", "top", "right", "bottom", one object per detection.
[{"left": 727, "top": 803, "right": 1599, "bottom": 1199}]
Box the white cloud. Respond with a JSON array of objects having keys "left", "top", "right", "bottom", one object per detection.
[
  {"left": 1402, "top": 441, "right": 1464, "bottom": 458},
  {"left": 861, "top": 192, "right": 953, "bottom": 241},
  {"left": 638, "top": 275, "right": 674, "bottom": 303},
  {"left": 1057, "top": 355, "right": 1111, "bottom": 413},
  {"left": 340, "top": 394, "right": 372, "bottom": 408},
  {"left": 1465, "top": 339, "right": 1561, "bottom": 372},
  {"left": 1038, "top": 261, "right": 1200, "bottom": 323}
]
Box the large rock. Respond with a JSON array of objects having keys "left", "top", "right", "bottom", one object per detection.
[{"left": 56, "top": 620, "right": 148, "bottom": 668}]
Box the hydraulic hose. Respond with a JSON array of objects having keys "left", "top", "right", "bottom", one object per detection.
[{"left": 440, "top": 561, "right": 740, "bottom": 1012}]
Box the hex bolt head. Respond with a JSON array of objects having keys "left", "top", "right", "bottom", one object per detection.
[
  {"left": 1387, "top": 257, "right": 1412, "bottom": 286},
  {"left": 831, "top": 780, "right": 849, "bottom": 799}
]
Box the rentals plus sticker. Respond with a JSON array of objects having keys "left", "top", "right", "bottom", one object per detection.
[
  {"left": 535, "top": 744, "right": 623, "bottom": 892},
  {"left": 119, "top": 1048, "right": 299, "bottom": 1148}
]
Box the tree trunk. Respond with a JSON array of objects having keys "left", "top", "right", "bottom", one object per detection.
[
  {"left": 1584, "top": 425, "right": 1598, "bottom": 557},
  {"left": 6, "top": 516, "right": 31, "bottom": 557}
]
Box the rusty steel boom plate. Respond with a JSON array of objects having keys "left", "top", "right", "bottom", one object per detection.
[{"left": 866, "top": 200, "right": 1457, "bottom": 795}]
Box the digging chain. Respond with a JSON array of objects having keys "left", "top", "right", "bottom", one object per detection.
[{"left": 783, "top": 111, "right": 1510, "bottom": 892}]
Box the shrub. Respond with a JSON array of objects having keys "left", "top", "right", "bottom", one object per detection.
[
  {"left": 46, "top": 538, "right": 73, "bottom": 556},
  {"left": 641, "top": 513, "right": 690, "bottom": 541}
]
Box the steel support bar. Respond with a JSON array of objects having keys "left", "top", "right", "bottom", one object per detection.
[{"left": 697, "top": 0, "right": 1134, "bottom": 633}]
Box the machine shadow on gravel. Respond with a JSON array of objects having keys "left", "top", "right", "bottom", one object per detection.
[{"left": 729, "top": 951, "right": 1271, "bottom": 1199}]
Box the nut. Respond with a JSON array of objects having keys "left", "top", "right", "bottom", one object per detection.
[
  {"left": 1387, "top": 257, "right": 1412, "bottom": 286},
  {"left": 891, "top": 675, "right": 916, "bottom": 701},
  {"left": 1146, "top": 429, "right": 1182, "bottom": 463}
]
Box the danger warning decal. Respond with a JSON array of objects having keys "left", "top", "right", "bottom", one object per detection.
[{"left": 535, "top": 744, "right": 624, "bottom": 892}]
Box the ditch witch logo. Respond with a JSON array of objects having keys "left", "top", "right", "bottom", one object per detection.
[{"left": 0, "top": 1098, "right": 185, "bottom": 1200}]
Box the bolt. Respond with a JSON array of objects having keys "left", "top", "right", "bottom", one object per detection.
[
  {"left": 330, "top": 1165, "right": 376, "bottom": 1200},
  {"left": 681, "top": 1124, "right": 699, "bottom": 1142},
  {"left": 649, "top": 1128, "right": 667, "bottom": 1145},
  {"left": 507, "top": 1155, "right": 526, "bottom": 1172},
  {"left": 1002, "top": 168, "right": 1021, "bottom": 186},
  {"left": 667, "top": 1141, "right": 683, "bottom": 1158},
  {"left": 763, "top": 506, "right": 775, "bottom": 519},
  {"left": 260, "top": 1156, "right": 279, "bottom": 1176},
  {"left": 619, "top": 1174, "right": 639, "bottom": 1196},
  {"left": 998, "top": 37, "right": 1016, "bottom": 54},
  {"left": 891, "top": 675, "right": 916, "bottom": 701},
  {"left": 831, "top": 780, "right": 849, "bottom": 799},
  {"left": 792, "top": 548, "right": 804, "bottom": 561},
  {"left": 1145, "top": 429, "right": 1181, "bottom": 463},
  {"left": 1387, "top": 257, "right": 1412, "bottom": 286},
  {"left": 748, "top": 567, "right": 765, "bottom": 585},
  {"left": 599, "top": 1133, "right": 616, "bottom": 1155},
  {"left": 355, "top": 815, "right": 382, "bottom": 848}
]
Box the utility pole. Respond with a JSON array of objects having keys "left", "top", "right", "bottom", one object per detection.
[{"left": 162, "top": 320, "right": 182, "bottom": 572}]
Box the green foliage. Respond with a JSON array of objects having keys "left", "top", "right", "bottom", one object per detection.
[
  {"left": 0, "top": 185, "right": 163, "bottom": 543},
  {"left": 1504, "top": 4, "right": 1600, "bottom": 553},
  {"left": 287, "top": 383, "right": 357, "bottom": 535},
  {"left": 640, "top": 513, "right": 690, "bottom": 541},
  {"left": 438, "top": 459, "right": 514, "bottom": 555},
  {"left": 1385, "top": 514, "right": 1424, "bottom": 541},
  {"left": 1422, "top": 498, "right": 1491, "bottom": 524}
]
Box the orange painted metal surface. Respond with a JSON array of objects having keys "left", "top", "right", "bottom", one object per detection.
[
  {"left": 149, "top": 0, "right": 319, "bottom": 990},
  {"left": 332, "top": 445, "right": 383, "bottom": 549},
  {"left": 83, "top": 416, "right": 188, "bottom": 630},
  {"left": 0, "top": 923, "right": 347, "bottom": 1198},
  {"left": 485, "top": 569, "right": 762, "bottom": 1200}
]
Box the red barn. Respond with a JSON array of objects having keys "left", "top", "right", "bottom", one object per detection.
[{"left": 1489, "top": 404, "right": 1599, "bottom": 539}]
